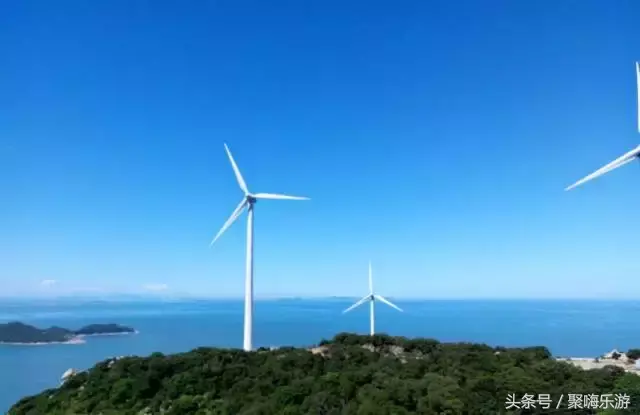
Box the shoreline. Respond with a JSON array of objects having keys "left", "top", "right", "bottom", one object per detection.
[
  {"left": 0, "top": 330, "right": 138, "bottom": 346},
  {"left": 76, "top": 330, "right": 139, "bottom": 338},
  {"left": 0, "top": 337, "right": 86, "bottom": 346},
  {"left": 557, "top": 355, "right": 640, "bottom": 374}
]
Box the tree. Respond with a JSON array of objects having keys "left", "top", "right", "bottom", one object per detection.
[
  {"left": 7, "top": 333, "right": 631, "bottom": 415},
  {"left": 627, "top": 349, "right": 640, "bottom": 361}
]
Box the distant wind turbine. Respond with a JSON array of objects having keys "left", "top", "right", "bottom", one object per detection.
[
  {"left": 565, "top": 62, "right": 640, "bottom": 191},
  {"left": 343, "top": 262, "right": 403, "bottom": 335},
  {"left": 210, "top": 143, "right": 309, "bottom": 351}
]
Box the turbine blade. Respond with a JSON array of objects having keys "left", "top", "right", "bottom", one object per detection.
[
  {"left": 374, "top": 295, "right": 403, "bottom": 312},
  {"left": 636, "top": 61, "right": 639, "bottom": 133},
  {"left": 342, "top": 295, "right": 370, "bottom": 314},
  {"left": 253, "top": 193, "right": 310, "bottom": 201},
  {"left": 224, "top": 143, "right": 249, "bottom": 194},
  {"left": 565, "top": 145, "right": 640, "bottom": 191},
  {"left": 368, "top": 261, "right": 373, "bottom": 294},
  {"left": 210, "top": 198, "right": 247, "bottom": 246}
]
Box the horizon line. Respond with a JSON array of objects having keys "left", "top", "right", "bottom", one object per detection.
[{"left": 1, "top": 294, "right": 639, "bottom": 301}]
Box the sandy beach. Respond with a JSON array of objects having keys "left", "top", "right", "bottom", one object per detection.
[
  {"left": 557, "top": 350, "right": 640, "bottom": 375},
  {"left": 0, "top": 337, "right": 86, "bottom": 346},
  {"left": 76, "top": 330, "right": 139, "bottom": 338},
  {"left": 0, "top": 330, "right": 138, "bottom": 346}
]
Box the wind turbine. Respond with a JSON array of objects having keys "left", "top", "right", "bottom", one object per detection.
[
  {"left": 343, "top": 262, "right": 403, "bottom": 335},
  {"left": 210, "top": 143, "right": 309, "bottom": 351},
  {"left": 565, "top": 62, "right": 640, "bottom": 191}
]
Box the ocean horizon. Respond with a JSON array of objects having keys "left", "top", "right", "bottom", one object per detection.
[{"left": 2, "top": 298, "right": 639, "bottom": 412}]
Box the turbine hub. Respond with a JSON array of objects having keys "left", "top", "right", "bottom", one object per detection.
[{"left": 246, "top": 195, "right": 257, "bottom": 204}]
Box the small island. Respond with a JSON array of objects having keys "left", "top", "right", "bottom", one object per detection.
[
  {"left": 0, "top": 322, "right": 135, "bottom": 345},
  {"left": 74, "top": 323, "right": 136, "bottom": 337}
]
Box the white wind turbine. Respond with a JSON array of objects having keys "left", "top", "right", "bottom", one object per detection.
[
  {"left": 565, "top": 62, "right": 640, "bottom": 191},
  {"left": 210, "top": 143, "right": 309, "bottom": 351},
  {"left": 343, "top": 262, "right": 403, "bottom": 335}
]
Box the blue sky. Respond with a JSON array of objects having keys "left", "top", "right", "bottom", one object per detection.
[{"left": 1, "top": 0, "right": 639, "bottom": 299}]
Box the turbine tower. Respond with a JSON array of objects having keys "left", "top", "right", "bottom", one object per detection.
[
  {"left": 343, "top": 262, "right": 403, "bottom": 335},
  {"left": 565, "top": 62, "right": 640, "bottom": 191},
  {"left": 210, "top": 143, "right": 309, "bottom": 351}
]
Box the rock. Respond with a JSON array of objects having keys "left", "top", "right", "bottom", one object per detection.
[
  {"left": 309, "top": 346, "right": 328, "bottom": 356},
  {"left": 389, "top": 345, "right": 404, "bottom": 356},
  {"left": 362, "top": 344, "right": 375, "bottom": 352},
  {"left": 604, "top": 349, "right": 621, "bottom": 359},
  {"left": 61, "top": 368, "right": 77, "bottom": 383}
]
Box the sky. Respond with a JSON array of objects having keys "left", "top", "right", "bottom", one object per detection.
[{"left": 1, "top": 0, "right": 639, "bottom": 299}]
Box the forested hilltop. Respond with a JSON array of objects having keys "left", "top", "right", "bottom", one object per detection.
[{"left": 9, "top": 333, "right": 640, "bottom": 414}]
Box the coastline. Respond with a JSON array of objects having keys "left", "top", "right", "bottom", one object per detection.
[
  {"left": 557, "top": 355, "right": 640, "bottom": 375},
  {"left": 0, "top": 337, "right": 86, "bottom": 346},
  {"left": 0, "top": 330, "right": 137, "bottom": 346},
  {"left": 76, "top": 330, "right": 138, "bottom": 338}
]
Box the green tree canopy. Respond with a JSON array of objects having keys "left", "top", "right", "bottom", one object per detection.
[{"left": 8, "top": 333, "right": 640, "bottom": 414}]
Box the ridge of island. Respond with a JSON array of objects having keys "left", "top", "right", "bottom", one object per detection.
[
  {"left": 0, "top": 322, "right": 136, "bottom": 345},
  {"left": 8, "top": 332, "right": 640, "bottom": 414}
]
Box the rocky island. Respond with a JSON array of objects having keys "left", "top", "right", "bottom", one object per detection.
[
  {"left": 8, "top": 333, "right": 640, "bottom": 414},
  {"left": 0, "top": 322, "right": 135, "bottom": 345},
  {"left": 73, "top": 323, "right": 136, "bottom": 336}
]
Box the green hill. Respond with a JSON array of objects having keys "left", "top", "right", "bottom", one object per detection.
[
  {"left": 0, "top": 322, "right": 135, "bottom": 344},
  {"left": 0, "top": 322, "right": 75, "bottom": 344},
  {"left": 9, "top": 333, "right": 640, "bottom": 414}
]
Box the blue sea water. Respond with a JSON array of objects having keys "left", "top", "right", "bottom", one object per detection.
[{"left": 1, "top": 298, "right": 639, "bottom": 413}]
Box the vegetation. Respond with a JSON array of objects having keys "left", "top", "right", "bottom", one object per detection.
[
  {"left": 8, "top": 332, "right": 640, "bottom": 414},
  {"left": 0, "top": 322, "right": 134, "bottom": 344},
  {"left": 74, "top": 324, "right": 135, "bottom": 336},
  {"left": 0, "top": 322, "right": 76, "bottom": 343},
  {"left": 628, "top": 349, "right": 640, "bottom": 362}
]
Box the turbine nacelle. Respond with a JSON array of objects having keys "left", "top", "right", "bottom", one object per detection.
[
  {"left": 209, "top": 143, "right": 310, "bottom": 247},
  {"left": 342, "top": 262, "right": 403, "bottom": 315}
]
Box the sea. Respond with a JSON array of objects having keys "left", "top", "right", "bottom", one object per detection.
[{"left": 1, "top": 298, "right": 639, "bottom": 413}]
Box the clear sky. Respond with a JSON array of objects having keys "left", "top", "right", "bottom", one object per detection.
[{"left": 1, "top": 0, "right": 639, "bottom": 299}]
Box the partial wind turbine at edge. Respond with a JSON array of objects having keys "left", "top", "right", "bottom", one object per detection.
[{"left": 565, "top": 62, "right": 640, "bottom": 191}]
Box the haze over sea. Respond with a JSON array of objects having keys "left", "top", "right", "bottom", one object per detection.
[{"left": 1, "top": 298, "right": 639, "bottom": 412}]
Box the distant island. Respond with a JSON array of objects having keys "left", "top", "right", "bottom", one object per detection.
[
  {"left": 8, "top": 333, "right": 640, "bottom": 414},
  {"left": 0, "top": 322, "right": 136, "bottom": 345},
  {"left": 73, "top": 323, "right": 136, "bottom": 336}
]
